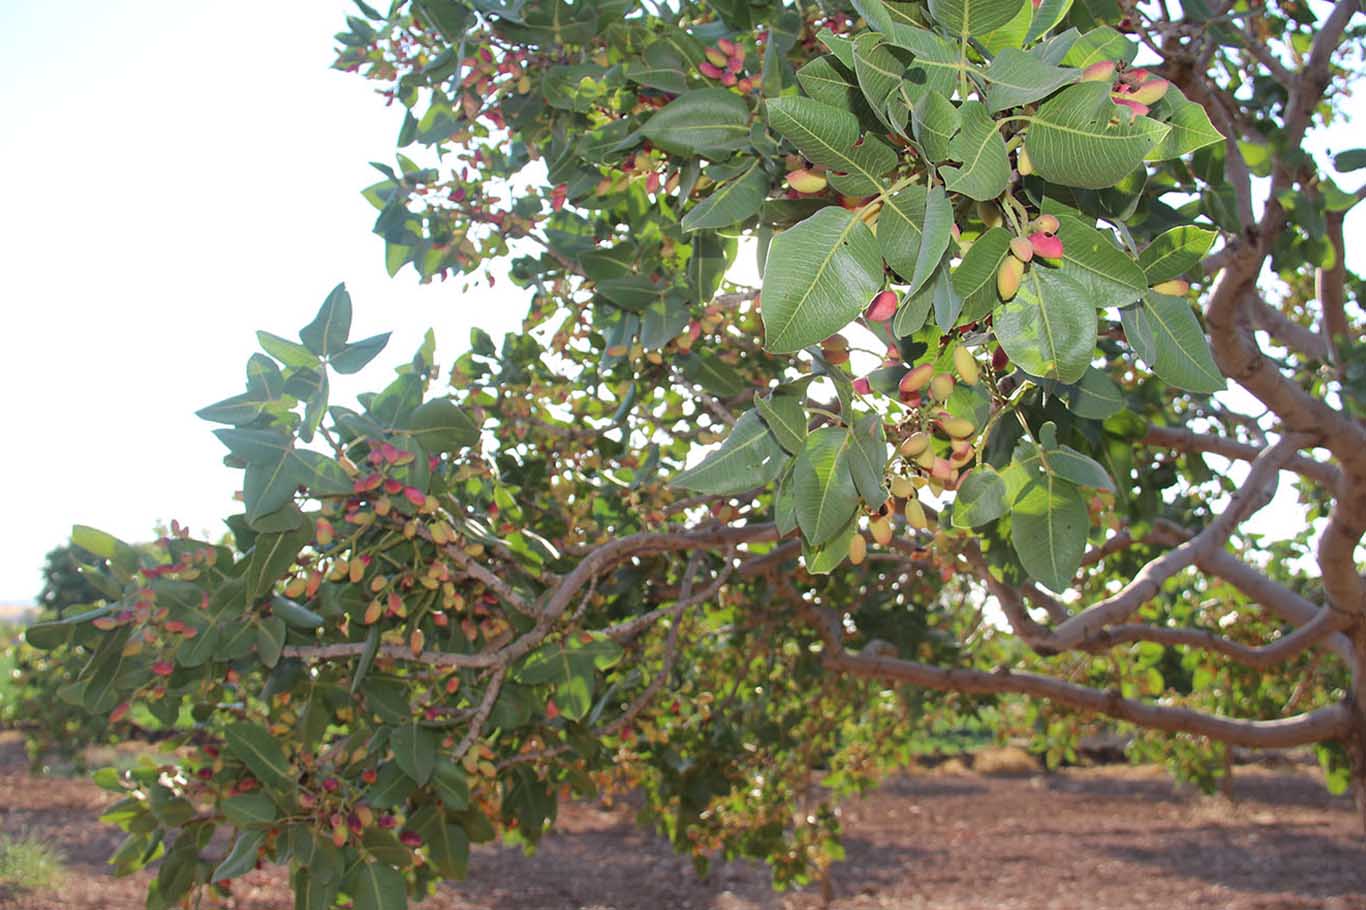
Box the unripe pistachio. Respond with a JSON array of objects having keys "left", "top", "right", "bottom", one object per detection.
[
  {"left": 870, "top": 516, "right": 893, "bottom": 545},
  {"left": 1009, "top": 236, "right": 1034, "bottom": 262},
  {"left": 899, "top": 431, "right": 931, "bottom": 457},
  {"left": 1081, "top": 60, "right": 1117, "bottom": 82},
  {"left": 721, "top": 71, "right": 738, "bottom": 87},
  {"left": 1029, "top": 232, "right": 1064, "bottom": 259},
  {"left": 1112, "top": 96, "right": 1149, "bottom": 116},
  {"left": 1033, "top": 214, "right": 1060, "bottom": 234},
  {"left": 904, "top": 497, "right": 929, "bottom": 530},
  {"left": 704, "top": 47, "right": 728, "bottom": 67},
  {"left": 977, "top": 202, "right": 1003, "bottom": 228},
  {"left": 939, "top": 415, "right": 976, "bottom": 438},
  {"left": 1017, "top": 146, "right": 1034, "bottom": 176},
  {"left": 849, "top": 533, "right": 868, "bottom": 565},
  {"left": 1152, "top": 278, "right": 1190, "bottom": 295},
  {"left": 992, "top": 346, "right": 1010, "bottom": 371},
  {"left": 929, "top": 372, "right": 955, "bottom": 402},
  {"left": 949, "top": 441, "right": 975, "bottom": 468},
  {"left": 866, "top": 289, "right": 898, "bottom": 322},
  {"left": 698, "top": 61, "right": 723, "bottom": 79},
  {"left": 890, "top": 475, "right": 915, "bottom": 498},
  {"left": 997, "top": 256, "right": 1024, "bottom": 301},
  {"left": 716, "top": 38, "right": 738, "bottom": 55},
  {"left": 1128, "top": 77, "right": 1169, "bottom": 105},
  {"left": 824, "top": 348, "right": 850, "bottom": 365},
  {"left": 899, "top": 363, "right": 934, "bottom": 394},
  {"left": 822, "top": 333, "right": 849, "bottom": 352},
  {"left": 930, "top": 457, "right": 957, "bottom": 484},
  {"left": 852, "top": 376, "right": 873, "bottom": 395},
  {"left": 914, "top": 447, "right": 937, "bottom": 470},
  {"left": 952, "top": 346, "right": 980, "bottom": 385}
]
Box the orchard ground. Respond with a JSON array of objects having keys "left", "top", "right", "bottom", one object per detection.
[{"left": 2, "top": 734, "right": 1364, "bottom": 910}]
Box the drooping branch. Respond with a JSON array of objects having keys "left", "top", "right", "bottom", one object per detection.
[
  {"left": 797, "top": 599, "right": 1353, "bottom": 749},
  {"left": 1142, "top": 425, "right": 1340, "bottom": 487},
  {"left": 1015, "top": 436, "right": 1309, "bottom": 650}
]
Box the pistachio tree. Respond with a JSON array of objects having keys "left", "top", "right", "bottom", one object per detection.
[{"left": 25, "top": 0, "right": 1366, "bottom": 905}]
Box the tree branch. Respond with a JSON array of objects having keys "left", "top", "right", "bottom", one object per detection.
[
  {"left": 1143, "top": 425, "right": 1339, "bottom": 486},
  {"left": 800, "top": 602, "right": 1353, "bottom": 749}
]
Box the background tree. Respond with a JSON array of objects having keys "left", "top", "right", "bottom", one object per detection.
[{"left": 22, "top": 0, "right": 1366, "bottom": 906}]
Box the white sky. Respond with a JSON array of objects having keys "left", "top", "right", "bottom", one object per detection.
[
  {"left": 0, "top": 2, "right": 1360, "bottom": 601},
  {"left": 0, "top": 2, "right": 523, "bottom": 600}
]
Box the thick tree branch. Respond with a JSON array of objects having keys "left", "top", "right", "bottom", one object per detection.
[
  {"left": 1143, "top": 425, "right": 1340, "bottom": 486},
  {"left": 799, "top": 602, "right": 1352, "bottom": 749}
]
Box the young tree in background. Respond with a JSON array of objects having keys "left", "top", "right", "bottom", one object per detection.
[{"left": 25, "top": 0, "right": 1366, "bottom": 906}]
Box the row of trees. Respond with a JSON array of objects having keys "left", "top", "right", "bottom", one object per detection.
[{"left": 21, "top": 0, "right": 1365, "bottom": 906}]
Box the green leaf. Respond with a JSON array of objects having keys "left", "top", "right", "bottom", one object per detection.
[
  {"left": 258, "top": 331, "right": 320, "bottom": 369},
  {"left": 347, "top": 860, "right": 408, "bottom": 910},
  {"left": 351, "top": 625, "right": 381, "bottom": 695},
  {"left": 886, "top": 28, "right": 961, "bottom": 100},
  {"left": 1138, "top": 225, "right": 1218, "bottom": 284},
  {"left": 1059, "top": 26, "right": 1136, "bottom": 68},
  {"left": 796, "top": 55, "right": 864, "bottom": 111},
  {"left": 761, "top": 207, "right": 884, "bottom": 353},
  {"left": 952, "top": 465, "right": 1009, "bottom": 528},
  {"left": 793, "top": 427, "right": 860, "bottom": 546},
  {"left": 330, "top": 333, "right": 392, "bottom": 374},
  {"left": 953, "top": 226, "right": 1011, "bottom": 322},
  {"left": 892, "top": 283, "right": 932, "bottom": 337},
  {"left": 1146, "top": 88, "right": 1223, "bottom": 160},
  {"left": 911, "top": 91, "right": 961, "bottom": 162},
  {"left": 391, "top": 723, "right": 436, "bottom": 785},
  {"left": 1121, "top": 292, "right": 1225, "bottom": 393},
  {"left": 852, "top": 33, "right": 910, "bottom": 130},
  {"left": 681, "top": 162, "right": 768, "bottom": 231},
  {"left": 942, "top": 101, "right": 1012, "bottom": 202},
  {"left": 682, "top": 350, "right": 745, "bottom": 397},
  {"left": 641, "top": 89, "right": 751, "bottom": 157},
  {"left": 406, "top": 398, "right": 480, "bottom": 452},
  {"left": 755, "top": 390, "right": 809, "bottom": 454},
  {"left": 212, "top": 830, "right": 265, "bottom": 883},
  {"left": 801, "top": 513, "right": 858, "bottom": 574},
  {"left": 1334, "top": 149, "right": 1366, "bottom": 172},
  {"left": 994, "top": 267, "right": 1096, "bottom": 383},
  {"left": 1053, "top": 366, "right": 1126, "bottom": 419},
  {"left": 420, "top": 818, "right": 469, "bottom": 880},
  {"left": 256, "top": 616, "right": 286, "bottom": 669},
  {"left": 1055, "top": 214, "right": 1147, "bottom": 309},
  {"left": 622, "top": 41, "right": 690, "bottom": 94},
  {"left": 431, "top": 760, "right": 471, "bottom": 810},
  {"left": 1024, "top": 82, "right": 1167, "bottom": 189},
  {"left": 927, "top": 262, "right": 965, "bottom": 331},
  {"left": 847, "top": 413, "right": 888, "bottom": 503},
  {"left": 765, "top": 96, "right": 897, "bottom": 195},
  {"left": 215, "top": 428, "right": 293, "bottom": 465},
  {"left": 300, "top": 284, "right": 352, "bottom": 357},
  {"left": 196, "top": 392, "right": 269, "bottom": 425},
  {"left": 1048, "top": 445, "right": 1115, "bottom": 491},
  {"left": 222, "top": 792, "right": 278, "bottom": 828},
  {"left": 366, "top": 763, "right": 417, "bottom": 809},
  {"left": 879, "top": 184, "right": 953, "bottom": 295},
  {"left": 224, "top": 723, "right": 295, "bottom": 791},
  {"left": 272, "top": 596, "right": 324, "bottom": 629},
  {"left": 671, "top": 409, "right": 788, "bottom": 494},
  {"left": 1023, "top": 0, "right": 1073, "bottom": 44},
  {"left": 928, "top": 0, "right": 1025, "bottom": 36},
  {"left": 1011, "top": 473, "right": 1088, "bottom": 592},
  {"left": 243, "top": 524, "right": 313, "bottom": 605},
  {"left": 984, "top": 49, "right": 1078, "bottom": 113}
]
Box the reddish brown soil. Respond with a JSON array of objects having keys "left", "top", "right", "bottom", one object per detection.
[{"left": 2, "top": 734, "right": 1364, "bottom": 910}]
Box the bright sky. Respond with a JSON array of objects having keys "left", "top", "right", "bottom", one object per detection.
[
  {"left": 0, "top": 2, "right": 523, "bottom": 600},
  {"left": 0, "top": 2, "right": 1360, "bottom": 602}
]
